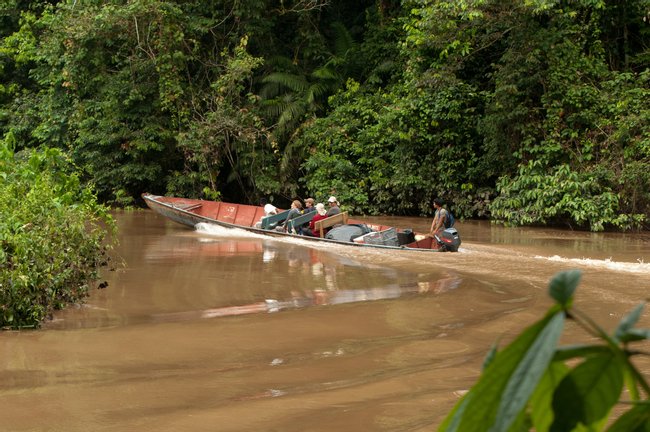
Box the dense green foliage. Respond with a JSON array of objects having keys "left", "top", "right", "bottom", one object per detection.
[
  {"left": 0, "top": 0, "right": 648, "bottom": 230},
  {"left": 0, "top": 141, "right": 113, "bottom": 328},
  {"left": 440, "top": 269, "right": 650, "bottom": 431}
]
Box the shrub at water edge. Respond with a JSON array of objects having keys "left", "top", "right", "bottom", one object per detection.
[{"left": 0, "top": 142, "right": 114, "bottom": 328}]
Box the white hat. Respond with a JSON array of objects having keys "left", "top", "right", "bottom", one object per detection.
[
  {"left": 263, "top": 203, "right": 277, "bottom": 215},
  {"left": 327, "top": 196, "right": 338, "bottom": 204}
]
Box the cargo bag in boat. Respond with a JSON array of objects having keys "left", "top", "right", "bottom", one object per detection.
[
  {"left": 358, "top": 227, "right": 399, "bottom": 247},
  {"left": 397, "top": 229, "right": 415, "bottom": 246},
  {"left": 326, "top": 224, "right": 374, "bottom": 242}
]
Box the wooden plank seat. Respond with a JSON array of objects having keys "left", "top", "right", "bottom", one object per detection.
[
  {"left": 260, "top": 209, "right": 291, "bottom": 230},
  {"left": 314, "top": 212, "right": 349, "bottom": 238},
  {"left": 174, "top": 203, "right": 203, "bottom": 211},
  {"left": 287, "top": 211, "right": 316, "bottom": 233}
]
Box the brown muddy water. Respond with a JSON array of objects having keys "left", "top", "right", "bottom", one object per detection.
[{"left": 2, "top": 210, "right": 650, "bottom": 431}]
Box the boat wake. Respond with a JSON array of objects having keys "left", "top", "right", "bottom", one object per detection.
[
  {"left": 535, "top": 255, "right": 650, "bottom": 274},
  {"left": 195, "top": 222, "right": 649, "bottom": 276},
  {"left": 194, "top": 221, "right": 383, "bottom": 252},
  {"left": 195, "top": 222, "right": 339, "bottom": 248},
  {"left": 196, "top": 221, "right": 472, "bottom": 266},
  {"left": 196, "top": 222, "right": 267, "bottom": 239}
]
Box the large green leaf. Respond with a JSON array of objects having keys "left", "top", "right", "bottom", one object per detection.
[
  {"left": 618, "top": 328, "right": 650, "bottom": 343},
  {"left": 492, "top": 312, "right": 565, "bottom": 431},
  {"left": 614, "top": 303, "right": 648, "bottom": 343},
  {"left": 482, "top": 342, "right": 498, "bottom": 370},
  {"left": 529, "top": 361, "right": 570, "bottom": 431},
  {"left": 439, "top": 310, "right": 565, "bottom": 432},
  {"left": 553, "top": 344, "right": 611, "bottom": 362},
  {"left": 438, "top": 394, "right": 472, "bottom": 432},
  {"left": 551, "top": 351, "right": 624, "bottom": 431}
]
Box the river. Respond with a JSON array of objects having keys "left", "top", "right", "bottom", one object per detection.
[{"left": 2, "top": 210, "right": 650, "bottom": 431}]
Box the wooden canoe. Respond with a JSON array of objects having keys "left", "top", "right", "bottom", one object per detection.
[{"left": 142, "top": 193, "right": 449, "bottom": 251}]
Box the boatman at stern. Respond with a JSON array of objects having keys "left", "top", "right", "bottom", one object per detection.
[{"left": 428, "top": 198, "right": 449, "bottom": 237}]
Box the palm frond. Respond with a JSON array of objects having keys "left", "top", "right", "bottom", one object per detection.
[
  {"left": 261, "top": 98, "right": 290, "bottom": 118},
  {"left": 306, "top": 82, "right": 331, "bottom": 104},
  {"left": 365, "top": 60, "right": 397, "bottom": 85},
  {"left": 261, "top": 72, "right": 309, "bottom": 93},
  {"left": 311, "top": 66, "right": 340, "bottom": 82},
  {"left": 264, "top": 55, "right": 298, "bottom": 71},
  {"left": 278, "top": 100, "right": 307, "bottom": 126},
  {"left": 259, "top": 81, "right": 282, "bottom": 100},
  {"left": 331, "top": 21, "right": 355, "bottom": 57},
  {"left": 279, "top": 136, "right": 310, "bottom": 172}
]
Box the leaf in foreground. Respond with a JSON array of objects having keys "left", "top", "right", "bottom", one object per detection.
[
  {"left": 548, "top": 270, "right": 581, "bottom": 307},
  {"left": 439, "top": 310, "right": 565, "bottom": 432},
  {"left": 607, "top": 403, "right": 650, "bottom": 432},
  {"left": 551, "top": 351, "right": 624, "bottom": 431}
]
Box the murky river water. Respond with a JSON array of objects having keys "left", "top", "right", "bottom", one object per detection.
[{"left": 2, "top": 210, "right": 650, "bottom": 431}]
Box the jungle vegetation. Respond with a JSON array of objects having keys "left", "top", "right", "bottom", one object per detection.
[
  {"left": 1, "top": 0, "right": 648, "bottom": 231},
  {"left": 0, "top": 141, "right": 114, "bottom": 328}
]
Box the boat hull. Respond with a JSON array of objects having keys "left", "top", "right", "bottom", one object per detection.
[{"left": 142, "top": 193, "right": 444, "bottom": 252}]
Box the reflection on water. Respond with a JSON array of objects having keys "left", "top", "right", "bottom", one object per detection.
[
  {"left": 156, "top": 275, "right": 459, "bottom": 322},
  {"left": 42, "top": 218, "right": 464, "bottom": 331},
  {"left": 104, "top": 222, "right": 463, "bottom": 325},
  {"left": 1, "top": 210, "right": 649, "bottom": 432}
]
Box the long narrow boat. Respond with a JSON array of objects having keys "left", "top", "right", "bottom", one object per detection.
[{"left": 142, "top": 193, "right": 460, "bottom": 252}]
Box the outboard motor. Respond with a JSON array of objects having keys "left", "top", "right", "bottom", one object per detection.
[{"left": 434, "top": 228, "right": 461, "bottom": 252}]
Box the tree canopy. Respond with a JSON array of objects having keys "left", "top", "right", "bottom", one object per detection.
[{"left": 1, "top": 0, "right": 648, "bottom": 230}]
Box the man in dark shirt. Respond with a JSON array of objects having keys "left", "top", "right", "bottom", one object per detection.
[
  {"left": 304, "top": 198, "right": 316, "bottom": 213},
  {"left": 326, "top": 196, "right": 340, "bottom": 216}
]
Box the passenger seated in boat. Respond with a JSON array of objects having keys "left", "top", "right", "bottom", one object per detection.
[
  {"left": 304, "top": 198, "right": 316, "bottom": 213},
  {"left": 276, "top": 200, "right": 303, "bottom": 232},
  {"left": 264, "top": 203, "right": 278, "bottom": 216},
  {"left": 302, "top": 203, "right": 329, "bottom": 237},
  {"left": 326, "top": 196, "right": 340, "bottom": 216},
  {"left": 294, "top": 197, "right": 315, "bottom": 234},
  {"left": 254, "top": 203, "right": 278, "bottom": 228}
]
